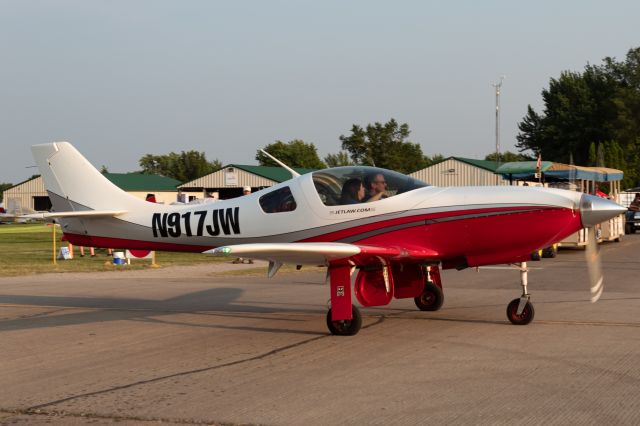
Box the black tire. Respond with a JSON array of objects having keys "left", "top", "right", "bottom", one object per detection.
[
  {"left": 542, "top": 245, "right": 557, "bottom": 258},
  {"left": 530, "top": 250, "right": 542, "bottom": 261},
  {"left": 326, "top": 305, "right": 362, "bottom": 336},
  {"left": 414, "top": 282, "right": 444, "bottom": 311},
  {"left": 506, "top": 298, "right": 535, "bottom": 325}
]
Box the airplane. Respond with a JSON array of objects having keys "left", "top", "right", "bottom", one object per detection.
[
  {"left": 0, "top": 205, "right": 39, "bottom": 223},
  {"left": 27, "top": 142, "right": 626, "bottom": 335}
]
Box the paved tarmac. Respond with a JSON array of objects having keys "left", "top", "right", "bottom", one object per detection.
[{"left": 1, "top": 235, "right": 639, "bottom": 425}]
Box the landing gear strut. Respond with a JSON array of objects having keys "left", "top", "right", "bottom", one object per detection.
[
  {"left": 506, "top": 261, "right": 535, "bottom": 325},
  {"left": 326, "top": 262, "right": 363, "bottom": 335}
]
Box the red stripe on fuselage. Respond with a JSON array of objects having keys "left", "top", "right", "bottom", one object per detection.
[
  {"left": 355, "top": 207, "right": 582, "bottom": 267},
  {"left": 299, "top": 206, "right": 557, "bottom": 243}
]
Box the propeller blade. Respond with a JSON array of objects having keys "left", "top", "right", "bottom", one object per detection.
[{"left": 585, "top": 227, "right": 603, "bottom": 303}]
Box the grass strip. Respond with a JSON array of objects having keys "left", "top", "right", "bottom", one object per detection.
[{"left": 0, "top": 223, "right": 231, "bottom": 277}]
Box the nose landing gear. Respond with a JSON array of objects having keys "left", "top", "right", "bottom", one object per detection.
[
  {"left": 507, "top": 297, "right": 535, "bottom": 325},
  {"left": 507, "top": 262, "right": 535, "bottom": 325}
]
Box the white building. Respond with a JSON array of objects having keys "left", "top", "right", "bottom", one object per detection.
[{"left": 410, "top": 157, "right": 507, "bottom": 187}]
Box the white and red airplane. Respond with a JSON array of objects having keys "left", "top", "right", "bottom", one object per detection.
[{"left": 28, "top": 142, "right": 625, "bottom": 335}]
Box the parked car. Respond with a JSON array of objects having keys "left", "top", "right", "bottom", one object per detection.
[{"left": 626, "top": 210, "right": 640, "bottom": 234}]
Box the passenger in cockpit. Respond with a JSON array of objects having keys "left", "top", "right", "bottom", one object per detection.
[{"left": 340, "top": 178, "right": 365, "bottom": 205}]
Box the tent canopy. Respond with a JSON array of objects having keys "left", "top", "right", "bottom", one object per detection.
[{"left": 495, "top": 161, "right": 623, "bottom": 182}]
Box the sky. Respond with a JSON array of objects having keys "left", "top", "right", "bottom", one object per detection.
[{"left": 1, "top": 0, "right": 639, "bottom": 184}]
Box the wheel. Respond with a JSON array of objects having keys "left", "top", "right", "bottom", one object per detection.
[
  {"left": 530, "top": 249, "right": 542, "bottom": 261},
  {"left": 542, "top": 244, "right": 558, "bottom": 258},
  {"left": 326, "top": 305, "right": 362, "bottom": 336},
  {"left": 414, "top": 282, "right": 444, "bottom": 311},
  {"left": 506, "top": 298, "right": 535, "bottom": 325}
]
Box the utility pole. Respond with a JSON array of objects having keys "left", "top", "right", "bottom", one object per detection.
[{"left": 492, "top": 76, "right": 505, "bottom": 184}]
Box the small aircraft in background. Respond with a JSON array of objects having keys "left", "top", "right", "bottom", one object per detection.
[
  {"left": 0, "top": 204, "right": 39, "bottom": 223},
  {"left": 28, "top": 142, "right": 625, "bottom": 335}
]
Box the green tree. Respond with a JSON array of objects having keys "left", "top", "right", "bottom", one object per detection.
[
  {"left": 324, "top": 151, "right": 354, "bottom": 167},
  {"left": 256, "top": 140, "right": 326, "bottom": 169},
  {"left": 139, "top": 151, "right": 222, "bottom": 182},
  {"left": 596, "top": 143, "right": 605, "bottom": 167},
  {"left": 514, "top": 106, "right": 545, "bottom": 158},
  {"left": 484, "top": 151, "right": 534, "bottom": 162},
  {"left": 588, "top": 142, "right": 597, "bottom": 165},
  {"left": 424, "top": 154, "right": 445, "bottom": 167},
  {"left": 516, "top": 47, "right": 640, "bottom": 188},
  {"left": 601, "top": 48, "right": 640, "bottom": 148},
  {"left": 0, "top": 182, "right": 14, "bottom": 203},
  {"left": 339, "top": 118, "right": 428, "bottom": 173},
  {"left": 601, "top": 141, "right": 627, "bottom": 171}
]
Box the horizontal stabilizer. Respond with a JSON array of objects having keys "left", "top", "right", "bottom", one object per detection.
[{"left": 21, "top": 210, "right": 127, "bottom": 219}]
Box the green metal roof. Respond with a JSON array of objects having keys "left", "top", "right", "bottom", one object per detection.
[
  {"left": 229, "top": 164, "right": 316, "bottom": 182},
  {"left": 495, "top": 162, "right": 623, "bottom": 182},
  {"left": 494, "top": 161, "right": 554, "bottom": 174},
  {"left": 103, "top": 173, "right": 181, "bottom": 191}
]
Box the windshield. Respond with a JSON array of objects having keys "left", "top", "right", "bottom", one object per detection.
[{"left": 312, "top": 166, "right": 429, "bottom": 206}]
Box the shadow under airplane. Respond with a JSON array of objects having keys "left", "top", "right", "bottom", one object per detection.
[{"left": 0, "top": 287, "right": 328, "bottom": 336}]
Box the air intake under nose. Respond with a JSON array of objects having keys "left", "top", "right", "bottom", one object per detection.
[{"left": 579, "top": 194, "right": 626, "bottom": 228}]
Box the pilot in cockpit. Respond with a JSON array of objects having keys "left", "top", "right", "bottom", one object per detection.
[{"left": 363, "top": 172, "right": 388, "bottom": 202}]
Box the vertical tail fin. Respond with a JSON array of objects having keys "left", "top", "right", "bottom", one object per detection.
[{"left": 32, "top": 142, "right": 144, "bottom": 213}]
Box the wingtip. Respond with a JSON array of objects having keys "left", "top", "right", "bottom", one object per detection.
[{"left": 204, "top": 247, "right": 232, "bottom": 256}]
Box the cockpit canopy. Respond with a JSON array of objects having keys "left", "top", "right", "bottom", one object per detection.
[{"left": 312, "top": 166, "right": 429, "bottom": 206}]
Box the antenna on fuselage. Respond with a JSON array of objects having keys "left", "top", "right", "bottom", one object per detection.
[{"left": 260, "top": 149, "right": 300, "bottom": 178}]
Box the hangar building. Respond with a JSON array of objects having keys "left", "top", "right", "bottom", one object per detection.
[
  {"left": 179, "top": 164, "right": 314, "bottom": 200},
  {"left": 410, "top": 157, "right": 507, "bottom": 187}
]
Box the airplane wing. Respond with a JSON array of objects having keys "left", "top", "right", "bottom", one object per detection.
[
  {"left": 205, "top": 242, "right": 439, "bottom": 266},
  {"left": 21, "top": 210, "right": 127, "bottom": 219}
]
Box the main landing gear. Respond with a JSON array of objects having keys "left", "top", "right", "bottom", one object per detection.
[
  {"left": 506, "top": 261, "right": 535, "bottom": 325},
  {"left": 325, "top": 263, "right": 444, "bottom": 336},
  {"left": 414, "top": 282, "right": 444, "bottom": 311},
  {"left": 326, "top": 305, "right": 362, "bottom": 336}
]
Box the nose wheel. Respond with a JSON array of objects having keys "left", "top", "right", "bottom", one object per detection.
[{"left": 507, "top": 297, "right": 535, "bottom": 325}]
